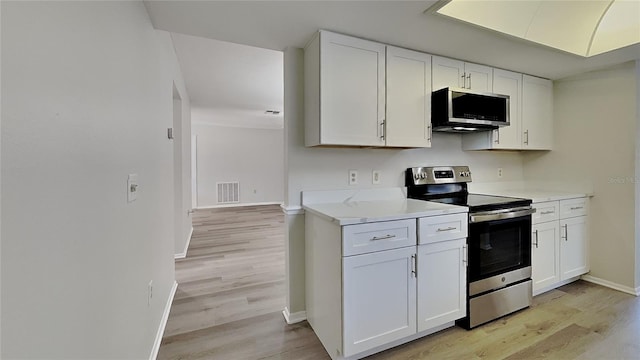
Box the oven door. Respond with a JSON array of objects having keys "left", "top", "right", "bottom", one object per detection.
[{"left": 467, "top": 207, "right": 534, "bottom": 286}]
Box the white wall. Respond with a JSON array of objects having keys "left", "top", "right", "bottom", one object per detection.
[
  {"left": 283, "top": 47, "right": 525, "bottom": 313},
  {"left": 193, "top": 122, "right": 284, "bottom": 208},
  {"left": 636, "top": 60, "right": 640, "bottom": 291},
  {"left": 2, "top": 2, "right": 179, "bottom": 358},
  {"left": 157, "top": 30, "right": 193, "bottom": 257},
  {"left": 523, "top": 62, "right": 638, "bottom": 290}
]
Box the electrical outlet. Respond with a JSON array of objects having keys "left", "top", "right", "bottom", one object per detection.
[
  {"left": 372, "top": 170, "right": 381, "bottom": 185},
  {"left": 348, "top": 170, "right": 358, "bottom": 185},
  {"left": 498, "top": 168, "right": 503, "bottom": 178},
  {"left": 148, "top": 280, "right": 153, "bottom": 306}
]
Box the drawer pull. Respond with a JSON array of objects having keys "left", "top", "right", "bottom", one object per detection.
[
  {"left": 371, "top": 234, "right": 396, "bottom": 241},
  {"left": 570, "top": 206, "right": 584, "bottom": 210},
  {"left": 540, "top": 210, "right": 555, "bottom": 215},
  {"left": 436, "top": 226, "right": 456, "bottom": 232}
]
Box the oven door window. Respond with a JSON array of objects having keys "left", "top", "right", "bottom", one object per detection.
[{"left": 468, "top": 216, "right": 531, "bottom": 282}]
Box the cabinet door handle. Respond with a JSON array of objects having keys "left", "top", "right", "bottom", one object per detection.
[
  {"left": 371, "top": 234, "right": 396, "bottom": 241},
  {"left": 540, "top": 210, "right": 555, "bottom": 215},
  {"left": 533, "top": 230, "right": 539, "bottom": 248},
  {"left": 427, "top": 124, "right": 432, "bottom": 142},
  {"left": 524, "top": 130, "right": 529, "bottom": 145},
  {"left": 380, "top": 120, "right": 386, "bottom": 140},
  {"left": 411, "top": 254, "right": 417, "bottom": 277},
  {"left": 436, "top": 226, "right": 456, "bottom": 232},
  {"left": 570, "top": 206, "right": 584, "bottom": 210},
  {"left": 561, "top": 224, "right": 568, "bottom": 241},
  {"left": 467, "top": 73, "right": 471, "bottom": 89},
  {"left": 494, "top": 129, "right": 500, "bottom": 144},
  {"left": 461, "top": 73, "right": 466, "bottom": 88}
]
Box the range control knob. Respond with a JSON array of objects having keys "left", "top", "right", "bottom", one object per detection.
[{"left": 421, "top": 173, "right": 427, "bottom": 179}]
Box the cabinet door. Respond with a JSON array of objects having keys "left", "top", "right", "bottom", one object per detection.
[
  {"left": 522, "top": 75, "right": 553, "bottom": 150},
  {"left": 491, "top": 69, "right": 522, "bottom": 149},
  {"left": 417, "top": 239, "right": 466, "bottom": 332},
  {"left": 432, "top": 56, "right": 464, "bottom": 90},
  {"left": 386, "top": 46, "right": 432, "bottom": 148},
  {"left": 532, "top": 221, "right": 560, "bottom": 293},
  {"left": 464, "top": 63, "right": 493, "bottom": 92},
  {"left": 343, "top": 246, "right": 417, "bottom": 356},
  {"left": 560, "top": 216, "right": 589, "bottom": 279},
  {"left": 320, "top": 31, "right": 386, "bottom": 146}
]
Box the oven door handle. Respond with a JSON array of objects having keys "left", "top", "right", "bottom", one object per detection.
[{"left": 469, "top": 208, "right": 536, "bottom": 223}]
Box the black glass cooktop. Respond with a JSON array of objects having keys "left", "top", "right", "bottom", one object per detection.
[{"left": 412, "top": 193, "right": 531, "bottom": 212}]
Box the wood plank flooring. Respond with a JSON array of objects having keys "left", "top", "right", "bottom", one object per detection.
[{"left": 158, "top": 206, "right": 640, "bottom": 360}]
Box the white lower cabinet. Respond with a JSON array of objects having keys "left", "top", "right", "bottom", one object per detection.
[
  {"left": 305, "top": 212, "right": 468, "bottom": 359},
  {"left": 560, "top": 216, "right": 589, "bottom": 279},
  {"left": 532, "top": 220, "right": 560, "bottom": 291},
  {"left": 343, "top": 247, "right": 417, "bottom": 356},
  {"left": 417, "top": 238, "right": 466, "bottom": 332},
  {"left": 531, "top": 197, "right": 589, "bottom": 295}
]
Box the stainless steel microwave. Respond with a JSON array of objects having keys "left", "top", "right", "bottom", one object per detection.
[{"left": 431, "top": 87, "right": 510, "bottom": 132}]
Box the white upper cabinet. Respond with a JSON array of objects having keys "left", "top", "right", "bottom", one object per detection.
[
  {"left": 462, "top": 69, "right": 522, "bottom": 150},
  {"left": 491, "top": 69, "right": 522, "bottom": 149},
  {"left": 305, "top": 31, "right": 386, "bottom": 147},
  {"left": 386, "top": 46, "right": 432, "bottom": 148},
  {"left": 432, "top": 56, "right": 492, "bottom": 92},
  {"left": 463, "top": 71, "right": 554, "bottom": 151},
  {"left": 305, "top": 31, "right": 431, "bottom": 148},
  {"left": 522, "top": 75, "right": 553, "bottom": 150}
]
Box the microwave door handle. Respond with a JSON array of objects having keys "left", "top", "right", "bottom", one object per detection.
[{"left": 469, "top": 208, "right": 536, "bottom": 223}]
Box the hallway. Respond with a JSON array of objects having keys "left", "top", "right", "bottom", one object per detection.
[{"left": 157, "top": 205, "right": 325, "bottom": 359}]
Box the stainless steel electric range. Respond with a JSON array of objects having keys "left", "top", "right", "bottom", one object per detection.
[{"left": 406, "top": 166, "right": 536, "bottom": 329}]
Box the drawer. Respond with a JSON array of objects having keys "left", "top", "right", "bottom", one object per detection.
[
  {"left": 418, "top": 213, "right": 468, "bottom": 245},
  {"left": 560, "top": 197, "right": 588, "bottom": 219},
  {"left": 343, "top": 219, "right": 416, "bottom": 256},
  {"left": 532, "top": 201, "right": 559, "bottom": 224}
]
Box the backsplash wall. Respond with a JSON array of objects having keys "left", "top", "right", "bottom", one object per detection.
[{"left": 287, "top": 134, "right": 525, "bottom": 206}]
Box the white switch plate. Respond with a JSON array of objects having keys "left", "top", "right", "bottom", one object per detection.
[
  {"left": 348, "top": 170, "right": 358, "bottom": 185},
  {"left": 127, "top": 174, "right": 138, "bottom": 203},
  {"left": 372, "top": 170, "right": 381, "bottom": 185}
]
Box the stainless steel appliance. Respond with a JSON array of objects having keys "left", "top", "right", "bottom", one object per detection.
[
  {"left": 406, "top": 166, "right": 535, "bottom": 329},
  {"left": 431, "top": 88, "right": 510, "bottom": 132}
]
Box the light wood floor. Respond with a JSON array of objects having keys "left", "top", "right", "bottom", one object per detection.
[{"left": 158, "top": 205, "right": 640, "bottom": 359}]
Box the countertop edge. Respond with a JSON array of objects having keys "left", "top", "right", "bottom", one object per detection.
[{"left": 303, "top": 202, "right": 468, "bottom": 226}]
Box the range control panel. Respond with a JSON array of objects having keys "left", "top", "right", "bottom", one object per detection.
[{"left": 407, "top": 166, "right": 472, "bottom": 186}]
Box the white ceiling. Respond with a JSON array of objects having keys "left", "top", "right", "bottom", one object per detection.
[
  {"left": 170, "top": 32, "right": 283, "bottom": 128},
  {"left": 147, "top": 0, "right": 640, "bottom": 129}
]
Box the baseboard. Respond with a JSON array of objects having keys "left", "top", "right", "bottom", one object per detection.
[
  {"left": 581, "top": 274, "right": 640, "bottom": 296},
  {"left": 281, "top": 204, "right": 305, "bottom": 216},
  {"left": 149, "top": 281, "right": 178, "bottom": 360},
  {"left": 174, "top": 227, "right": 193, "bottom": 260},
  {"left": 196, "top": 201, "right": 282, "bottom": 209},
  {"left": 282, "top": 307, "right": 307, "bottom": 324}
]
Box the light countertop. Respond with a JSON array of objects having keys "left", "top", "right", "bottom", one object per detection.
[
  {"left": 303, "top": 198, "right": 467, "bottom": 226},
  {"left": 471, "top": 189, "right": 588, "bottom": 203}
]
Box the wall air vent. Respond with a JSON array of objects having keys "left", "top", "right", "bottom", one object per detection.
[{"left": 216, "top": 182, "right": 240, "bottom": 204}]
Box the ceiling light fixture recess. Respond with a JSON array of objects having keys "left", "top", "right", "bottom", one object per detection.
[{"left": 428, "top": 0, "right": 640, "bottom": 57}]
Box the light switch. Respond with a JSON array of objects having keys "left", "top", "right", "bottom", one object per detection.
[{"left": 127, "top": 174, "right": 138, "bottom": 203}]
